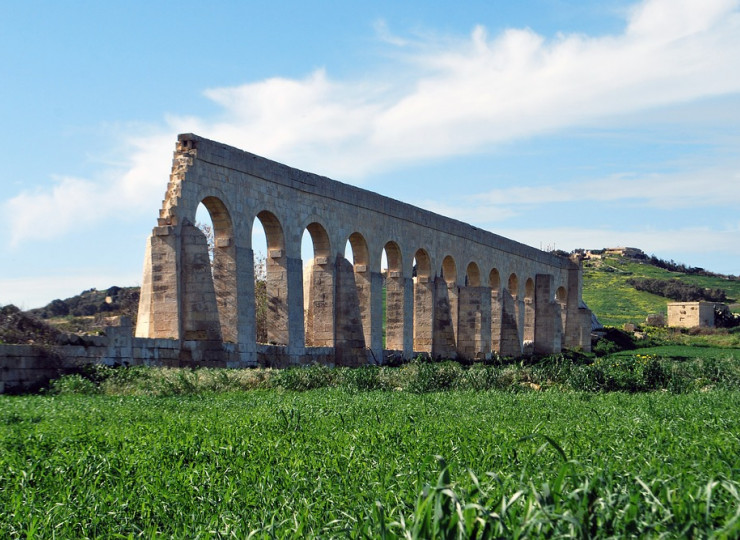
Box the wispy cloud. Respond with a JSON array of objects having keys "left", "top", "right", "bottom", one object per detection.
[
  {"left": 4, "top": 0, "right": 740, "bottom": 245},
  {"left": 464, "top": 165, "right": 740, "bottom": 211}
]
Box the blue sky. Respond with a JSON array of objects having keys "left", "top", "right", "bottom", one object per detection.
[{"left": 2, "top": 0, "right": 739, "bottom": 309}]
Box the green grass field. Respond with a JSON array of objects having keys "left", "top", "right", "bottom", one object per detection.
[
  {"left": 582, "top": 255, "right": 740, "bottom": 327},
  {"left": 2, "top": 379, "right": 740, "bottom": 537}
]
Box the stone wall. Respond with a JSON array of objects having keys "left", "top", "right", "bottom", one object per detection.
[{"left": 135, "top": 134, "right": 592, "bottom": 366}]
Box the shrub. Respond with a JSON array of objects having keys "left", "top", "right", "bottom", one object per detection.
[{"left": 48, "top": 374, "right": 99, "bottom": 395}]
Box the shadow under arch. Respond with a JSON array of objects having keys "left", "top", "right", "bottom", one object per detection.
[
  {"left": 499, "top": 272, "right": 522, "bottom": 357},
  {"left": 458, "top": 260, "right": 489, "bottom": 359},
  {"left": 335, "top": 231, "right": 372, "bottom": 365},
  {"left": 435, "top": 255, "right": 459, "bottom": 358}
]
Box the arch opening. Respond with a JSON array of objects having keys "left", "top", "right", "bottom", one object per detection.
[
  {"left": 556, "top": 286, "right": 567, "bottom": 304},
  {"left": 466, "top": 262, "right": 481, "bottom": 287},
  {"left": 442, "top": 256, "right": 457, "bottom": 286},
  {"left": 489, "top": 268, "right": 501, "bottom": 292},
  {"left": 507, "top": 273, "right": 519, "bottom": 298}
]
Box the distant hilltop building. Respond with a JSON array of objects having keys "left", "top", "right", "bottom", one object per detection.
[
  {"left": 603, "top": 247, "right": 645, "bottom": 258},
  {"left": 582, "top": 247, "right": 645, "bottom": 261}
]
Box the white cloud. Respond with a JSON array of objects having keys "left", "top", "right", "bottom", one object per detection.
[
  {"left": 4, "top": 0, "right": 740, "bottom": 245},
  {"left": 468, "top": 165, "right": 740, "bottom": 210},
  {"left": 5, "top": 133, "right": 173, "bottom": 247},
  {"left": 180, "top": 0, "right": 740, "bottom": 178}
]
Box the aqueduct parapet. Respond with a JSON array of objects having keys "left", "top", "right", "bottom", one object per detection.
[{"left": 136, "top": 134, "right": 592, "bottom": 366}]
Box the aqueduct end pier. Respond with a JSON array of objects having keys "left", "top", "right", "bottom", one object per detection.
[{"left": 135, "top": 134, "right": 592, "bottom": 367}]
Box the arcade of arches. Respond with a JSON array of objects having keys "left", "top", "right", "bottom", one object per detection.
[{"left": 136, "top": 135, "right": 592, "bottom": 367}]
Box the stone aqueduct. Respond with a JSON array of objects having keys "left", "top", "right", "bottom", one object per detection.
[{"left": 135, "top": 134, "right": 592, "bottom": 367}]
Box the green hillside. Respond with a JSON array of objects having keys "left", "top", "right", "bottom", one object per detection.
[{"left": 582, "top": 254, "right": 740, "bottom": 327}]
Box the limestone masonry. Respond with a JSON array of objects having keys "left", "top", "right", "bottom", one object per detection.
[{"left": 135, "top": 134, "right": 592, "bottom": 366}]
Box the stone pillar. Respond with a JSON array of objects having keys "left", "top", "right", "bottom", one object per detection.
[
  {"left": 490, "top": 290, "right": 503, "bottom": 354},
  {"left": 432, "top": 277, "right": 457, "bottom": 359},
  {"left": 499, "top": 291, "right": 522, "bottom": 357},
  {"left": 515, "top": 297, "right": 526, "bottom": 346},
  {"left": 402, "top": 277, "right": 414, "bottom": 358},
  {"left": 369, "top": 270, "right": 384, "bottom": 363},
  {"left": 413, "top": 277, "right": 434, "bottom": 353},
  {"left": 335, "top": 257, "right": 367, "bottom": 366},
  {"left": 136, "top": 227, "right": 181, "bottom": 339},
  {"left": 286, "top": 256, "right": 305, "bottom": 358},
  {"left": 523, "top": 298, "right": 535, "bottom": 347},
  {"left": 354, "top": 263, "right": 373, "bottom": 352},
  {"left": 385, "top": 272, "right": 405, "bottom": 351},
  {"left": 212, "top": 234, "right": 237, "bottom": 343},
  {"left": 303, "top": 258, "right": 335, "bottom": 347},
  {"left": 457, "top": 286, "right": 491, "bottom": 360},
  {"left": 180, "top": 223, "right": 222, "bottom": 342},
  {"left": 233, "top": 245, "right": 256, "bottom": 366},
  {"left": 564, "top": 258, "right": 592, "bottom": 352},
  {"left": 265, "top": 248, "right": 289, "bottom": 346},
  {"left": 534, "top": 274, "right": 562, "bottom": 355}
]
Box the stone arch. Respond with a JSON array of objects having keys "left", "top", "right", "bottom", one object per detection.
[
  {"left": 384, "top": 241, "right": 402, "bottom": 273},
  {"left": 489, "top": 268, "right": 501, "bottom": 291},
  {"left": 255, "top": 210, "right": 288, "bottom": 345},
  {"left": 556, "top": 286, "right": 567, "bottom": 304},
  {"left": 525, "top": 278, "right": 535, "bottom": 300},
  {"left": 442, "top": 256, "right": 457, "bottom": 285},
  {"left": 306, "top": 221, "right": 332, "bottom": 258},
  {"left": 179, "top": 196, "right": 237, "bottom": 343},
  {"left": 201, "top": 196, "right": 237, "bottom": 342},
  {"left": 413, "top": 248, "right": 433, "bottom": 353},
  {"left": 303, "top": 221, "right": 334, "bottom": 347},
  {"left": 508, "top": 273, "right": 519, "bottom": 298},
  {"left": 414, "top": 249, "right": 432, "bottom": 279},
  {"left": 466, "top": 262, "right": 481, "bottom": 287},
  {"left": 347, "top": 232, "right": 369, "bottom": 266}
]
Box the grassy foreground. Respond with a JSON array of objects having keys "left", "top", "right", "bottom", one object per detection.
[{"left": 2, "top": 383, "right": 740, "bottom": 537}]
